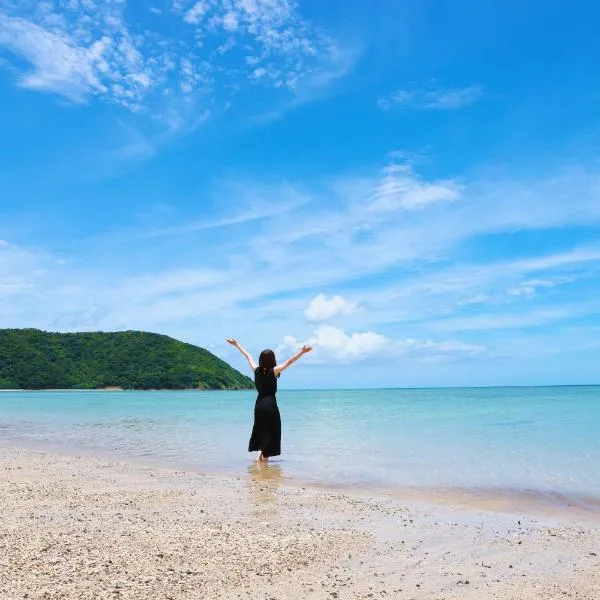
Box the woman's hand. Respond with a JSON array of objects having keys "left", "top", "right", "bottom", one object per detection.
[
  {"left": 274, "top": 344, "right": 313, "bottom": 376},
  {"left": 227, "top": 339, "right": 256, "bottom": 372}
]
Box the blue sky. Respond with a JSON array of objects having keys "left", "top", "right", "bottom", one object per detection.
[{"left": 1, "top": 0, "right": 600, "bottom": 388}]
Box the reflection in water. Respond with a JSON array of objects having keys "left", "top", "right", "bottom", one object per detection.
[{"left": 247, "top": 463, "right": 283, "bottom": 520}]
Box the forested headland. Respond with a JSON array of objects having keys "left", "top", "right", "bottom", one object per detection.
[{"left": 0, "top": 329, "right": 253, "bottom": 390}]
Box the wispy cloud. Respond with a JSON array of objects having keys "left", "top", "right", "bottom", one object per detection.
[
  {"left": 0, "top": 0, "right": 349, "bottom": 131},
  {"left": 174, "top": 0, "right": 337, "bottom": 90},
  {"left": 0, "top": 3, "right": 165, "bottom": 111},
  {"left": 427, "top": 307, "right": 586, "bottom": 334},
  {"left": 0, "top": 242, "right": 56, "bottom": 319},
  {"left": 135, "top": 181, "right": 310, "bottom": 239},
  {"left": 378, "top": 83, "right": 483, "bottom": 111},
  {"left": 506, "top": 278, "right": 570, "bottom": 299},
  {"left": 3, "top": 156, "right": 600, "bottom": 368},
  {"left": 248, "top": 41, "right": 360, "bottom": 125},
  {"left": 347, "top": 245, "right": 600, "bottom": 332},
  {"left": 367, "top": 163, "right": 461, "bottom": 212}
]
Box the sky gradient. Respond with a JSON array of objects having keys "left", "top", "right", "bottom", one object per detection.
[{"left": 1, "top": 0, "right": 600, "bottom": 388}]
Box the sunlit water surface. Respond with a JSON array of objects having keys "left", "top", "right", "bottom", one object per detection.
[{"left": 1, "top": 387, "right": 599, "bottom": 498}]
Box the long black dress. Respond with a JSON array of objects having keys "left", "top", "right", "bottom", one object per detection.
[{"left": 248, "top": 367, "right": 281, "bottom": 458}]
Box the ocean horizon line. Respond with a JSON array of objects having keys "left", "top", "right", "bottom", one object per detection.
[{"left": 2, "top": 382, "right": 599, "bottom": 392}]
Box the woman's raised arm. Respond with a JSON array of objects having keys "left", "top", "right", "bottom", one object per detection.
[
  {"left": 273, "top": 345, "right": 312, "bottom": 376},
  {"left": 226, "top": 339, "right": 257, "bottom": 373}
]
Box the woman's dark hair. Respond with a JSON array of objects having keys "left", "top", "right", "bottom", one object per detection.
[{"left": 259, "top": 349, "right": 277, "bottom": 374}]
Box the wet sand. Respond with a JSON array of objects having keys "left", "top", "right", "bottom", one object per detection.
[{"left": 1, "top": 447, "right": 599, "bottom": 599}]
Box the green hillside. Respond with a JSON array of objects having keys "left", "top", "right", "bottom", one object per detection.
[{"left": 0, "top": 329, "right": 253, "bottom": 390}]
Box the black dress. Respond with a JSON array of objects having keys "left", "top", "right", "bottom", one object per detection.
[{"left": 248, "top": 367, "right": 281, "bottom": 458}]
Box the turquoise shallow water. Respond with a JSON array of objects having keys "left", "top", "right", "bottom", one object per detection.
[{"left": 1, "top": 386, "right": 599, "bottom": 497}]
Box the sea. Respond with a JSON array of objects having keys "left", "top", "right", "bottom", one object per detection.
[{"left": 1, "top": 386, "right": 599, "bottom": 500}]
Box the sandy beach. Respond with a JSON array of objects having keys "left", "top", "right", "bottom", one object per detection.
[{"left": 1, "top": 447, "right": 599, "bottom": 600}]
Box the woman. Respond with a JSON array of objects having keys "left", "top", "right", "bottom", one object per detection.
[{"left": 226, "top": 339, "right": 312, "bottom": 463}]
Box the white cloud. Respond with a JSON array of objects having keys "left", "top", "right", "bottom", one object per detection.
[
  {"left": 277, "top": 326, "right": 486, "bottom": 364},
  {"left": 119, "top": 161, "right": 600, "bottom": 337},
  {"left": 174, "top": 0, "right": 340, "bottom": 90},
  {"left": 304, "top": 294, "right": 357, "bottom": 322},
  {"left": 308, "top": 325, "right": 388, "bottom": 361},
  {"left": 367, "top": 163, "right": 460, "bottom": 213},
  {"left": 378, "top": 84, "right": 483, "bottom": 111},
  {"left": 251, "top": 67, "right": 267, "bottom": 79},
  {"left": 183, "top": 1, "right": 208, "bottom": 24},
  {"left": 0, "top": 4, "right": 166, "bottom": 110},
  {"left": 3, "top": 156, "right": 600, "bottom": 371},
  {"left": 222, "top": 11, "right": 239, "bottom": 32},
  {"left": 0, "top": 13, "right": 108, "bottom": 102},
  {"left": 275, "top": 326, "right": 388, "bottom": 363},
  {"left": 0, "top": 0, "right": 348, "bottom": 125},
  {"left": 506, "top": 278, "right": 567, "bottom": 299}
]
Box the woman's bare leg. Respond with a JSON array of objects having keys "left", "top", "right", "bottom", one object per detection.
[{"left": 256, "top": 451, "right": 263, "bottom": 463}]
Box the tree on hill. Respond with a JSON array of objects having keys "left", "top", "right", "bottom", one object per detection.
[{"left": 0, "top": 329, "right": 253, "bottom": 390}]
